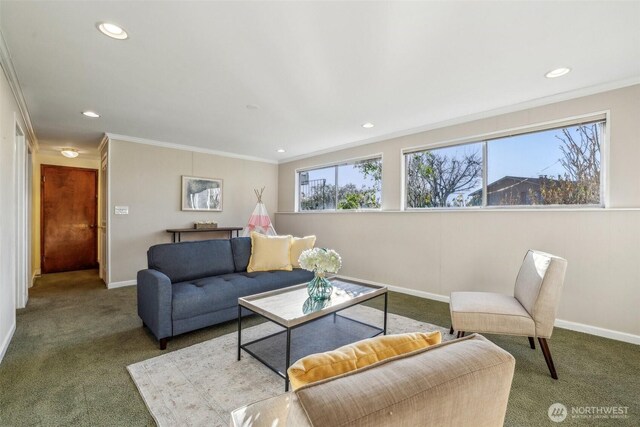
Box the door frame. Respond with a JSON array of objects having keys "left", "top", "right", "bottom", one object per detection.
[
  {"left": 14, "top": 118, "right": 29, "bottom": 308},
  {"left": 40, "top": 164, "right": 99, "bottom": 274}
]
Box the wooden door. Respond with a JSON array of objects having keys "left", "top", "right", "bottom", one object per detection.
[{"left": 41, "top": 165, "right": 98, "bottom": 273}]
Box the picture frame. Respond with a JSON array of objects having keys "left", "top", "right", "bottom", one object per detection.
[{"left": 181, "top": 176, "right": 223, "bottom": 211}]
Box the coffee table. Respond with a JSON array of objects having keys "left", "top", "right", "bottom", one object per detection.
[{"left": 237, "top": 277, "right": 388, "bottom": 391}]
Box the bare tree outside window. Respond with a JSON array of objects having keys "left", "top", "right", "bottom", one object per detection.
[
  {"left": 533, "top": 123, "right": 601, "bottom": 205},
  {"left": 405, "top": 144, "right": 483, "bottom": 208}
]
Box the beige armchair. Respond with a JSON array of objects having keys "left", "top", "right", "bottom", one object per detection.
[{"left": 449, "top": 250, "right": 567, "bottom": 379}]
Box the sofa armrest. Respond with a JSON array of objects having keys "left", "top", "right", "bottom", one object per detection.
[
  {"left": 137, "top": 269, "right": 173, "bottom": 340},
  {"left": 230, "top": 393, "right": 311, "bottom": 427}
]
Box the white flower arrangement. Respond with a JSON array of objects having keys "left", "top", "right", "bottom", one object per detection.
[{"left": 298, "top": 248, "right": 342, "bottom": 274}]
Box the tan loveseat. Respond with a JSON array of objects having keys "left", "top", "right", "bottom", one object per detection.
[{"left": 231, "top": 334, "right": 515, "bottom": 427}]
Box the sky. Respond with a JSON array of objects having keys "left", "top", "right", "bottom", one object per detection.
[{"left": 301, "top": 122, "right": 602, "bottom": 203}]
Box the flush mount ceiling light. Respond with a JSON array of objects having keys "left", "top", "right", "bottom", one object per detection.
[
  {"left": 61, "top": 148, "right": 79, "bottom": 158},
  {"left": 97, "top": 22, "right": 128, "bottom": 40},
  {"left": 82, "top": 110, "right": 100, "bottom": 118},
  {"left": 246, "top": 104, "right": 260, "bottom": 110},
  {"left": 276, "top": 148, "right": 286, "bottom": 153},
  {"left": 545, "top": 67, "right": 571, "bottom": 78},
  {"left": 362, "top": 122, "right": 374, "bottom": 128}
]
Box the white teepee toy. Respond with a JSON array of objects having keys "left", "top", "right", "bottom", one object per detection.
[{"left": 242, "top": 187, "right": 277, "bottom": 236}]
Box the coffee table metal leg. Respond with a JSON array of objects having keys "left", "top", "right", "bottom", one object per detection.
[
  {"left": 237, "top": 305, "right": 242, "bottom": 361},
  {"left": 383, "top": 292, "right": 388, "bottom": 335},
  {"left": 285, "top": 328, "right": 291, "bottom": 392}
]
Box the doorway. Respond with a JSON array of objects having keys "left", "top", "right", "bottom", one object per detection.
[{"left": 41, "top": 165, "right": 98, "bottom": 274}]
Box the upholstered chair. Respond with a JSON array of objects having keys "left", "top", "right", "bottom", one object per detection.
[{"left": 449, "top": 250, "right": 567, "bottom": 379}]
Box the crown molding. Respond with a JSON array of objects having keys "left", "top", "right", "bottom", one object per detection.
[
  {"left": 105, "top": 133, "right": 278, "bottom": 164},
  {"left": 0, "top": 28, "right": 39, "bottom": 151},
  {"left": 279, "top": 76, "right": 640, "bottom": 164},
  {"left": 98, "top": 133, "right": 109, "bottom": 154}
]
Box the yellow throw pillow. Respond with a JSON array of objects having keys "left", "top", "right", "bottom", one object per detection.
[
  {"left": 247, "top": 232, "right": 293, "bottom": 272},
  {"left": 287, "top": 331, "right": 442, "bottom": 390},
  {"left": 290, "top": 235, "right": 317, "bottom": 268}
]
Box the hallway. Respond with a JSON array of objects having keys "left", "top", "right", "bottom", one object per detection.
[
  {"left": 0, "top": 270, "right": 153, "bottom": 425},
  {"left": 0, "top": 270, "right": 266, "bottom": 426}
]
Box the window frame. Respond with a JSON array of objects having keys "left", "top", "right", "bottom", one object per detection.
[
  {"left": 401, "top": 112, "right": 608, "bottom": 210},
  {"left": 295, "top": 153, "right": 384, "bottom": 212}
]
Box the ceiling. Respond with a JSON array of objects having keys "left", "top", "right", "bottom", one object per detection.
[{"left": 1, "top": 1, "right": 639, "bottom": 162}]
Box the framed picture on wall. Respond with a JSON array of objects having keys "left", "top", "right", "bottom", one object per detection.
[{"left": 181, "top": 176, "right": 223, "bottom": 211}]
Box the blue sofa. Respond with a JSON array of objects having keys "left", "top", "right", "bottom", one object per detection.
[{"left": 137, "top": 237, "right": 313, "bottom": 349}]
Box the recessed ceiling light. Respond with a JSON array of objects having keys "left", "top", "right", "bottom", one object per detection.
[
  {"left": 246, "top": 104, "right": 260, "bottom": 110},
  {"left": 276, "top": 148, "right": 286, "bottom": 153},
  {"left": 61, "top": 148, "right": 79, "bottom": 158},
  {"left": 362, "top": 122, "right": 374, "bottom": 128},
  {"left": 82, "top": 111, "right": 100, "bottom": 118},
  {"left": 545, "top": 67, "right": 571, "bottom": 79},
  {"left": 97, "top": 22, "right": 128, "bottom": 40}
]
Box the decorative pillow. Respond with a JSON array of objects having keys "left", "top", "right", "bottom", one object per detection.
[
  {"left": 247, "top": 232, "right": 293, "bottom": 272},
  {"left": 287, "top": 331, "right": 442, "bottom": 390},
  {"left": 290, "top": 235, "right": 316, "bottom": 268}
]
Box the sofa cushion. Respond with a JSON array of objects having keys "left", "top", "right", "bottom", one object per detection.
[
  {"left": 172, "top": 276, "right": 238, "bottom": 320},
  {"left": 147, "top": 239, "right": 235, "bottom": 283},
  {"left": 241, "top": 269, "right": 313, "bottom": 293},
  {"left": 230, "top": 237, "right": 252, "bottom": 272},
  {"left": 290, "top": 236, "right": 316, "bottom": 268},
  {"left": 247, "top": 232, "right": 293, "bottom": 272},
  {"left": 171, "top": 270, "right": 314, "bottom": 320},
  {"left": 288, "top": 331, "right": 442, "bottom": 390}
]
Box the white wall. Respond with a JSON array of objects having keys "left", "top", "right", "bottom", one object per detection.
[
  {"left": 276, "top": 85, "right": 640, "bottom": 343},
  {"left": 0, "top": 63, "right": 30, "bottom": 362},
  {"left": 108, "top": 139, "right": 279, "bottom": 284}
]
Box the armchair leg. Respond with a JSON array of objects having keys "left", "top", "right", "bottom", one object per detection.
[
  {"left": 159, "top": 338, "right": 168, "bottom": 350},
  {"left": 456, "top": 331, "right": 465, "bottom": 339},
  {"left": 528, "top": 337, "right": 536, "bottom": 349},
  {"left": 538, "top": 338, "right": 558, "bottom": 380},
  {"left": 449, "top": 326, "right": 454, "bottom": 335}
]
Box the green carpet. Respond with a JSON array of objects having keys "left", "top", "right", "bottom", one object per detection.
[{"left": 0, "top": 270, "right": 637, "bottom": 426}]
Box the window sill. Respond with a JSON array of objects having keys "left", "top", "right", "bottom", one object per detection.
[{"left": 277, "top": 207, "right": 640, "bottom": 214}]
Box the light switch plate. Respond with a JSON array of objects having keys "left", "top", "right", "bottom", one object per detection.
[{"left": 114, "top": 206, "right": 129, "bottom": 215}]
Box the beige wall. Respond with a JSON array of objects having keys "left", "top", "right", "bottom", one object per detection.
[
  {"left": 31, "top": 153, "right": 100, "bottom": 277},
  {"left": 276, "top": 85, "right": 640, "bottom": 339},
  {"left": 109, "top": 139, "right": 278, "bottom": 283}
]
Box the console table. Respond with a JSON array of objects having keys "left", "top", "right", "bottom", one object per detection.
[{"left": 166, "top": 227, "right": 243, "bottom": 242}]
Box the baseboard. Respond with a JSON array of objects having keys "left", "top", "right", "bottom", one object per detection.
[
  {"left": 0, "top": 321, "right": 16, "bottom": 364},
  {"left": 31, "top": 269, "right": 41, "bottom": 287},
  {"left": 337, "top": 275, "right": 451, "bottom": 303},
  {"left": 336, "top": 275, "right": 639, "bottom": 345},
  {"left": 554, "top": 319, "right": 640, "bottom": 345},
  {"left": 107, "top": 279, "right": 137, "bottom": 289},
  {"left": 386, "top": 284, "right": 451, "bottom": 303}
]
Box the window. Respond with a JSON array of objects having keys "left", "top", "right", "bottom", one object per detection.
[
  {"left": 299, "top": 157, "right": 382, "bottom": 211},
  {"left": 405, "top": 119, "right": 604, "bottom": 208},
  {"left": 405, "top": 142, "right": 483, "bottom": 208}
]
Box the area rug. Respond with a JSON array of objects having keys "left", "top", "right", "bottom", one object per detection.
[{"left": 127, "top": 305, "right": 453, "bottom": 427}]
